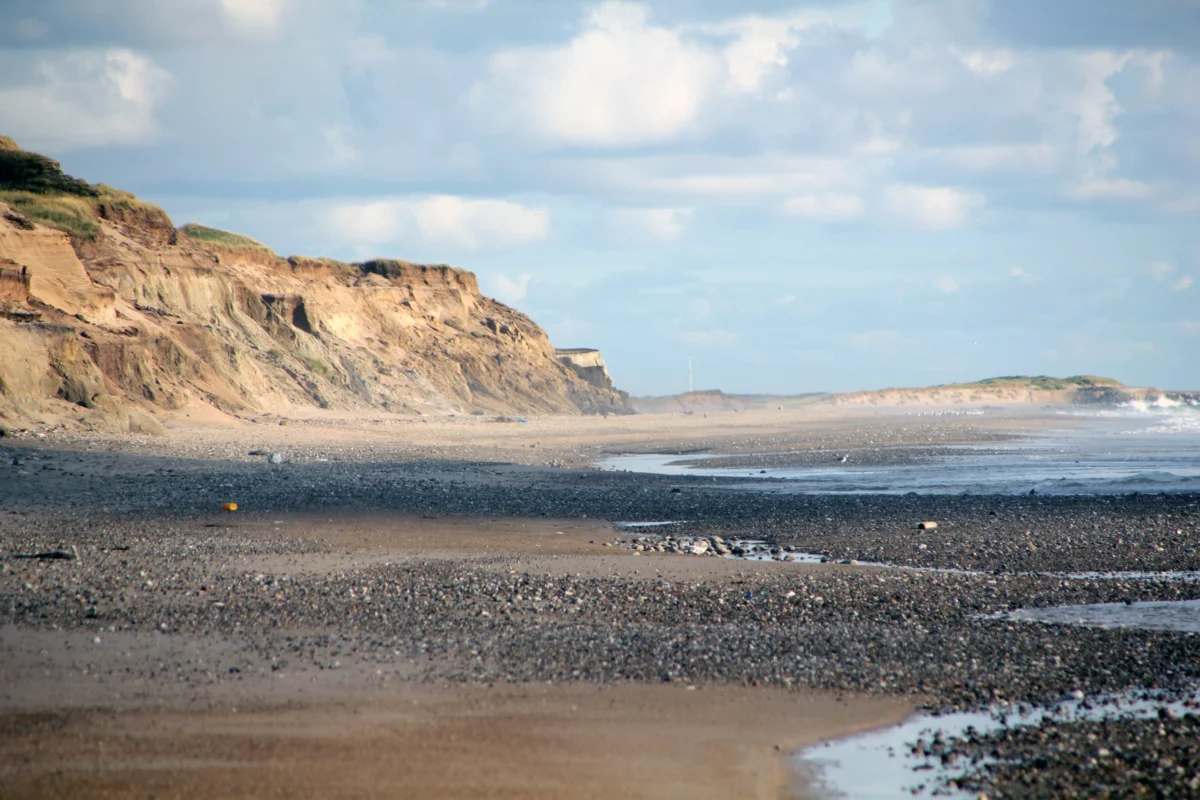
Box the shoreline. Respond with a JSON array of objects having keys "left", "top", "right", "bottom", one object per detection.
[{"left": 3, "top": 408, "right": 1200, "bottom": 798}]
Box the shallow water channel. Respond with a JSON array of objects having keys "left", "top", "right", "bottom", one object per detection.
[
  {"left": 614, "top": 526, "right": 1200, "bottom": 796},
  {"left": 795, "top": 689, "right": 1200, "bottom": 799}
]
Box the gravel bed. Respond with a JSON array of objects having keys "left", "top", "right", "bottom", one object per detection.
[
  {"left": 4, "top": 441, "right": 1200, "bottom": 796},
  {"left": 937, "top": 713, "right": 1200, "bottom": 798}
]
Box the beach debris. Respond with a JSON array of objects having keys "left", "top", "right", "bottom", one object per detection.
[
  {"left": 12, "top": 545, "right": 78, "bottom": 561},
  {"left": 222, "top": 502, "right": 239, "bottom": 512},
  {"left": 918, "top": 521, "right": 939, "bottom": 530},
  {"left": 268, "top": 452, "right": 283, "bottom": 464}
]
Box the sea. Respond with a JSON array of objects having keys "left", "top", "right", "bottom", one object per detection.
[{"left": 599, "top": 402, "right": 1200, "bottom": 496}]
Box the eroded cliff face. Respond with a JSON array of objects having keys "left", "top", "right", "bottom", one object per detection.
[{"left": 0, "top": 182, "right": 628, "bottom": 431}]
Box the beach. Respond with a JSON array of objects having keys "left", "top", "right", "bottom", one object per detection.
[{"left": 3, "top": 406, "right": 1200, "bottom": 798}]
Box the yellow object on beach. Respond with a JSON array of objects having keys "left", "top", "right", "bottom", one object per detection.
[{"left": 222, "top": 503, "right": 239, "bottom": 512}]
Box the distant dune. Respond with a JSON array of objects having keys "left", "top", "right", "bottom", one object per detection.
[{"left": 635, "top": 376, "right": 1198, "bottom": 414}]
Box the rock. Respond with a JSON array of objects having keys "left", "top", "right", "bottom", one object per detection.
[
  {"left": 918, "top": 521, "right": 938, "bottom": 530},
  {"left": 268, "top": 453, "right": 284, "bottom": 464},
  {"left": 686, "top": 540, "right": 709, "bottom": 555}
]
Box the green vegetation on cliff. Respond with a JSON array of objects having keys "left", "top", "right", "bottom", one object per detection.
[
  {"left": 0, "top": 137, "right": 169, "bottom": 241},
  {"left": 179, "top": 223, "right": 275, "bottom": 255},
  {"left": 946, "top": 375, "right": 1123, "bottom": 391}
]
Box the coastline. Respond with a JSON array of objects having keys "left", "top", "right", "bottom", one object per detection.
[{"left": 3, "top": 407, "right": 1199, "bottom": 798}]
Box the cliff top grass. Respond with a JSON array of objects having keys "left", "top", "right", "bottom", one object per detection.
[
  {"left": 0, "top": 190, "right": 100, "bottom": 239},
  {"left": 944, "top": 375, "right": 1124, "bottom": 391},
  {"left": 0, "top": 137, "right": 171, "bottom": 240},
  {"left": 179, "top": 223, "right": 276, "bottom": 255}
]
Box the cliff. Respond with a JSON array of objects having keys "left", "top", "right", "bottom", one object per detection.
[{"left": 0, "top": 140, "right": 630, "bottom": 431}]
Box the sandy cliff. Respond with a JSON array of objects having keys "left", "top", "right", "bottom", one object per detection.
[{"left": 0, "top": 142, "right": 629, "bottom": 431}]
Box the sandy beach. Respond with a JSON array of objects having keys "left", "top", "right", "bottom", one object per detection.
[{"left": 3, "top": 407, "right": 1199, "bottom": 798}]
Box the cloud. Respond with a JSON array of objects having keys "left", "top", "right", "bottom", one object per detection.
[
  {"left": 882, "top": 185, "right": 984, "bottom": 230},
  {"left": 955, "top": 48, "right": 1015, "bottom": 77},
  {"left": 1062, "top": 50, "right": 1168, "bottom": 203},
  {"left": 777, "top": 294, "right": 797, "bottom": 305},
  {"left": 325, "top": 196, "right": 550, "bottom": 251},
  {"left": 610, "top": 207, "right": 691, "bottom": 243},
  {"left": 932, "top": 276, "right": 959, "bottom": 294},
  {"left": 475, "top": 2, "right": 721, "bottom": 146},
  {"left": 783, "top": 193, "right": 864, "bottom": 222},
  {"left": 218, "top": 0, "right": 288, "bottom": 35},
  {"left": 1174, "top": 321, "right": 1200, "bottom": 336},
  {"left": 1072, "top": 51, "right": 1131, "bottom": 157},
  {"left": 719, "top": 16, "right": 801, "bottom": 94},
  {"left": 0, "top": 48, "right": 172, "bottom": 150},
  {"left": 1147, "top": 262, "right": 1193, "bottom": 291},
  {"left": 1010, "top": 267, "right": 1039, "bottom": 283},
  {"left": 1148, "top": 261, "right": 1176, "bottom": 280},
  {"left": 489, "top": 273, "right": 532, "bottom": 304}
]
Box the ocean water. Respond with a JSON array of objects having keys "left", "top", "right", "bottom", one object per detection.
[{"left": 598, "top": 406, "right": 1200, "bottom": 495}]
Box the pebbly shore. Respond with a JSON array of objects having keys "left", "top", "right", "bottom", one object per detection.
[{"left": 3, "top": 429, "right": 1200, "bottom": 798}]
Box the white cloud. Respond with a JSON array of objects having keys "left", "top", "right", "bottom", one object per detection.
[
  {"left": 777, "top": 294, "right": 797, "bottom": 305},
  {"left": 476, "top": 2, "right": 721, "bottom": 146},
  {"left": 489, "top": 273, "right": 532, "bottom": 304},
  {"left": 415, "top": 196, "right": 548, "bottom": 248},
  {"left": 325, "top": 196, "right": 549, "bottom": 251},
  {"left": 1147, "top": 262, "right": 1192, "bottom": 291},
  {"left": 932, "top": 276, "right": 959, "bottom": 294},
  {"left": 611, "top": 207, "right": 691, "bottom": 243},
  {"left": 0, "top": 48, "right": 172, "bottom": 150},
  {"left": 956, "top": 48, "right": 1015, "bottom": 77},
  {"left": 219, "top": 0, "right": 288, "bottom": 35},
  {"left": 882, "top": 185, "right": 984, "bottom": 230},
  {"left": 1073, "top": 51, "right": 1131, "bottom": 157},
  {"left": 1174, "top": 321, "right": 1200, "bottom": 335},
  {"left": 719, "top": 16, "right": 801, "bottom": 93},
  {"left": 1149, "top": 261, "right": 1176, "bottom": 280},
  {"left": 1063, "top": 50, "right": 1164, "bottom": 204},
  {"left": 782, "top": 193, "right": 864, "bottom": 222},
  {"left": 1010, "top": 267, "right": 1039, "bottom": 283}
]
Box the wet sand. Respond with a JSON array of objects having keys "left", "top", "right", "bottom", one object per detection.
[
  {"left": 2, "top": 408, "right": 1198, "bottom": 799},
  {"left": 1, "top": 513, "right": 913, "bottom": 800}
]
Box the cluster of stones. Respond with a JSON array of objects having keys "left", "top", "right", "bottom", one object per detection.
[{"left": 616, "top": 535, "right": 803, "bottom": 560}]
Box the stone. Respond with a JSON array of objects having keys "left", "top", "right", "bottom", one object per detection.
[{"left": 268, "top": 453, "right": 284, "bottom": 464}]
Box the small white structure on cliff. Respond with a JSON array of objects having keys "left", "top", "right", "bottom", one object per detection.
[{"left": 555, "top": 348, "right": 616, "bottom": 391}]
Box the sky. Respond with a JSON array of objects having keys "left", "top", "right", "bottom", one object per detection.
[{"left": 1, "top": 0, "right": 1198, "bottom": 395}]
